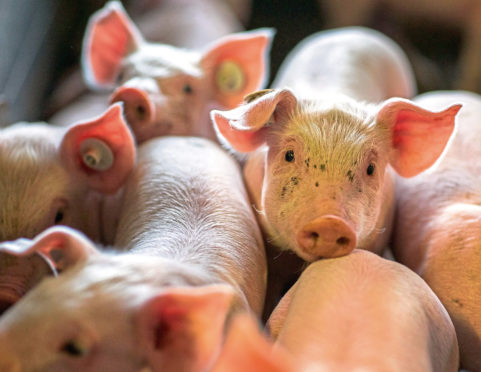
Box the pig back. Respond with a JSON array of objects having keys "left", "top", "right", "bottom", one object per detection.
[
  {"left": 272, "top": 26, "right": 416, "bottom": 103},
  {"left": 114, "top": 136, "right": 267, "bottom": 315}
]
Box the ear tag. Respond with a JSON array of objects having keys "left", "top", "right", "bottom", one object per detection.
[
  {"left": 80, "top": 138, "right": 114, "bottom": 171},
  {"left": 216, "top": 61, "right": 245, "bottom": 93}
]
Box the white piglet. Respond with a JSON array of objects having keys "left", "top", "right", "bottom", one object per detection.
[{"left": 79, "top": 1, "right": 273, "bottom": 143}]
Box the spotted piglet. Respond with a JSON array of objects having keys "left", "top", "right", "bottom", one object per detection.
[
  {"left": 393, "top": 91, "right": 481, "bottom": 370},
  {"left": 81, "top": 1, "right": 273, "bottom": 143},
  {"left": 211, "top": 27, "right": 460, "bottom": 262}
]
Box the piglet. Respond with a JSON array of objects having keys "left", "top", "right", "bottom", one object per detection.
[
  {"left": 0, "top": 135, "right": 266, "bottom": 371},
  {"left": 79, "top": 1, "right": 273, "bottom": 143},
  {"left": 0, "top": 102, "right": 135, "bottom": 243},
  {"left": 266, "top": 249, "right": 459, "bottom": 371},
  {"left": 0, "top": 226, "right": 235, "bottom": 372},
  {"left": 392, "top": 90, "right": 481, "bottom": 370},
  {"left": 211, "top": 27, "right": 459, "bottom": 262}
]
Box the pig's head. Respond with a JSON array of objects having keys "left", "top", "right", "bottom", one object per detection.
[
  {"left": 0, "top": 103, "right": 135, "bottom": 242},
  {"left": 81, "top": 1, "right": 273, "bottom": 143},
  {"left": 0, "top": 226, "right": 235, "bottom": 372},
  {"left": 211, "top": 89, "right": 460, "bottom": 261}
]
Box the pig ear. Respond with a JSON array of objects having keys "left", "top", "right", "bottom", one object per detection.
[
  {"left": 60, "top": 103, "right": 136, "bottom": 194},
  {"left": 0, "top": 226, "right": 98, "bottom": 273},
  {"left": 211, "top": 313, "right": 295, "bottom": 372},
  {"left": 210, "top": 88, "right": 297, "bottom": 152},
  {"left": 202, "top": 28, "right": 275, "bottom": 108},
  {"left": 377, "top": 98, "right": 461, "bottom": 177},
  {"left": 82, "top": 1, "right": 144, "bottom": 89},
  {"left": 137, "top": 284, "right": 234, "bottom": 372}
]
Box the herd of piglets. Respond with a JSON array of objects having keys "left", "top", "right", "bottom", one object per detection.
[{"left": 0, "top": 1, "right": 480, "bottom": 371}]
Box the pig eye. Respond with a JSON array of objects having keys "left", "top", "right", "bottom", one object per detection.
[
  {"left": 366, "top": 163, "right": 375, "bottom": 176},
  {"left": 285, "top": 150, "right": 295, "bottom": 162},
  {"left": 60, "top": 339, "right": 88, "bottom": 357},
  {"left": 183, "top": 84, "right": 193, "bottom": 94}
]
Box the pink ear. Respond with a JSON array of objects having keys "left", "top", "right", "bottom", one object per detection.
[
  {"left": 377, "top": 98, "right": 461, "bottom": 177},
  {"left": 60, "top": 103, "right": 136, "bottom": 194},
  {"left": 137, "top": 284, "right": 234, "bottom": 372},
  {"left": 82, "top": 1, "right": 143, "bottom": 89},
  {"left": 202, "top": 28, "right": 275, "bottom": 108},
  {"left": 0, "top": 226, "right": 98, "bottom": 273},
  {"left": 210, "top": 88, "right": 297, "bottom": 152},
  {"left": 211, "top": 313, "right": 295, "bottom": 372}
]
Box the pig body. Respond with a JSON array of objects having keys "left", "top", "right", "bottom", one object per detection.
[
  {"left": 211, "top": 27, "right": 459, "bottom": 262},
  {"left": 267, "top": 249, "right": 459, "bottom": 371},
  {"left": 318, "top": 0, "right": 481, "bottom": 92},
  {"left": 393, "top": 90, "right": 481, "bottom": 370},
  {"left": 271, "top": 26, "right": 415, "bottom": 102},
  {"left": 0, "top": 136, "right": 266, "bottom": 371}
]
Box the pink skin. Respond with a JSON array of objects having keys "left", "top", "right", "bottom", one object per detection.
[
  {"left": 0, "top": 103, "right": 135, "bottom": 243},
  {"left": 78, "top": 1, "right": 273, "bottom": 144},
  {"left": 211, "top": 314, "right": 296, "bottom": 372},
  {"left": 318, "top": 0, "right": 481, "bottom": 92},
  {"left": 211, "top": 28, "right": 460, "bottom": 263},
  {"left": 393, "top": 90, "right": 481, "bottom": 370},
  {"left": 266, "top": 250, "right": 459, "bottom": 371},
  {"left": 0, "top": 136, "right": 266, "bottom": 371}
]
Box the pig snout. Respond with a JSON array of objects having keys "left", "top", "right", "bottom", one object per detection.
[
  {"left": 296, "top": 215, "right": 357, "bottom": 260},
  {"left": 111, "top": 86, "right": 154, "bottom": 133}
]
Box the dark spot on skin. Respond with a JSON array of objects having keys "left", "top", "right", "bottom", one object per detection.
[
  {"left": 281, "top": 186, "right": 288, "bottom": 199},
  {"left": 291, "top": 177, "right": 299, "bottom": 185},
  {"left": 358, "top": 188, "right": 363, "bottom": 193},
  {"left": 304, "top": 159, "right": 309, "bottom": 168},
  {"left": 313, "top": 165, "right": 317, "bottom": 169},
  {"left": 315, "top": 182, "right": 319, "bottom": 187},
  {"left": 280, "top": 211, "right": 285, "bottom": 217},
  {"left": 331, "top": 194, "right": 336, "bottom": 200},
  {"left": 320, "top": 164, "right": 325, "bottom": 171},
  {"left": 452, "top": 298, "right": 463, "bottom": 307},
  {"left": 347, "top": 170, "right": 354, "bottom": 182}
]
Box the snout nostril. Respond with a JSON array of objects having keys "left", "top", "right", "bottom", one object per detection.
[
  {"left": 309, "top": 232, "right": 319, "bottom": 240},
  {"left": 136, "top": 105, "right": 146, "bottom": 118},
  {"left": 336, "top": 237, "right": 350, "bottom": 246}
]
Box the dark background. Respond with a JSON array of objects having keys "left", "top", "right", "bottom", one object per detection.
[{"left": 0, "top": 0, "right": 463, "bottom": 125}]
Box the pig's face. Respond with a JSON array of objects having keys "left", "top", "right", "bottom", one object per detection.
[
  {"left": 0, "top": 125, "right": 89, "bottom": 241},
  {"left": 0, "top": 257, "right": 147, "bottom": 372},
  {"left": 111, "top": 44, "right": 214, "bottom": 143},
  {"left": 212, "top": 89, "right": 460, "bottom": 261},
  {"left": 0, "top": 253, "right": 234, "bottom": 372},
  {"left": 261, "top": 99, "right": 390, "bottom": 261},
  {"left": 0, "top": 104, "right": 136, "bottom": 242},
  {"left": 82, "top": 1, "right": 273, "bottom": 144}
]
